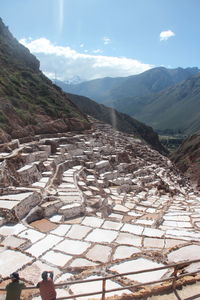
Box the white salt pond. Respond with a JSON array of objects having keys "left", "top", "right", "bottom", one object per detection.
[
  {"left": 27, "top": 234, "right": 63, "bottom": 257},
  {"left": 167, "top": 244, "right": 200, "bottom": 263},
  {"left": 0, "top": 249, "right": 34, "bottom": 277},
  {"left": 85, "top": 228, "right": 118, "bottom": 243},
  {"left": 113, "top": 245, "right": 140, "bottom": 260},
  {"left": 110, "top": 258, "right": 168, "bottom": 283},
  {"left": 41, "top": 250, "right": 72, "bottom": 267},
  {"left": 69, "top": 275, "right": 132, "bottom": 300},
  {"left": 54, "top": 239, "right": 91, "bottom": 255},
  {"left": 86, "top": 244, "right": 112, "bottom": 263}
]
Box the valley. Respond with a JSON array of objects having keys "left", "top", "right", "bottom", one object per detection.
[{"left": 60, "top": 67, "right": 200, "bottom": 136}]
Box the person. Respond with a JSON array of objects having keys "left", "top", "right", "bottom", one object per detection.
[
  {"left": 5, "top": 272, "right": 26, "bottom": 300},
  {"left": 37, "top": 271, "right": 56, "bottom": 300}
]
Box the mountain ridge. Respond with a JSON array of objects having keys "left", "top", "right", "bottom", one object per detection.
[
  {"left": 59, "top": 66, "right": 200, "bottom": 135},
  {"left": 59, "top": 66, "right": 200, "bottom": 105}
]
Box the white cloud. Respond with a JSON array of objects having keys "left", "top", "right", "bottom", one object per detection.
[
  {"left": 19, "top": 37, "right": 153, "bottom": 82},
  {"left": 92, "top": 49, "right": 103, "bottom": 54},
  {"left": 159, "top": 30, "right": 175, "bottom": 41},
  {"left": 103, "top": 37, "right": 111, "bottom": 45}
]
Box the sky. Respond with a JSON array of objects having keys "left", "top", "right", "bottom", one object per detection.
[{"left": 1, "top": 0, "right": 200, "bottom": 82}]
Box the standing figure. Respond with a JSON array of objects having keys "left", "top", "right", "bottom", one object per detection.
[
  {"left": 5, "top": 272, "right": 25, "bottom": 300},
  {"left": 37, "top": 271, "right": 56, "bottom": 300}
]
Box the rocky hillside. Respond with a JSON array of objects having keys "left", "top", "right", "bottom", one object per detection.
[
  {"left": 133, "top": 73, "right": 200, "bottom": 135},
  {"left": 0, "top": 18, "right": 90, "bottom": 143},
  {"left": 65, "top": 93, "right": 168, "bottom": 155},
  {"left": 171, "top": 130, "right": 200, "bottom": 188}
]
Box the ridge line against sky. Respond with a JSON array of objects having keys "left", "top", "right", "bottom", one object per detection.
[{"left": 1, "top": 0, "right": 200, "bottom": 82}]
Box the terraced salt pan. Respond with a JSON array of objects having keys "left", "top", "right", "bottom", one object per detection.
[
  {"left": 0, "top": 223, "right": 26, "bottom": 236},
  {"left": 0, "top": 249, "right": 34, "bottom": 277},
  {"left": 41, "top": 250, "right": 72, "bottom": 267},
  {"left": 110, "top": 258, "right": 167, "bottom": 283},
  {"left": 50, "top": 224, "right": 71, "bottom": 236},
  {"left": 56, "top": 289, "right": 71, "bottom": 298},
  {"left": 0, "top": 200, "right": 20, "bottom": 209},
  {"left": 143, "top": 238, "right": 165, "bottom": 249},
  {"left": 86, "top": 244, "right": 112, "bottom": 263},
  {"left": 102, "top": 220, "right": 123, "bottom": 231},
  {"left": 121, "top": 224, "right": 144, "bottom": 235},
  {"left": 113, "top": 204, "right": 129, "bottom": 213},
  {"left": 82, "top": 216, "right": 104, "bottom": 228},
  {"left": 1, "top": 235, "right": 27, "bottom": 248},
  {"left": 69, "top": 275, "right": 132, "bottom": 300},
  {"left": 146, "top": 208, "right": 156, "bottom": 213},
  {"left": 49, "top": 215, "right": 63, "bottom": 223},
  {"left": 113, "top": 245, "right": 140, "bottom": 260},
  {"left": 30, "top": 219, "right": 57, "bottom": 232},
  {"left": 167, "top": 244, "right": 200, "bottom": 262},
  {"left": 128, "top": 211, "right": 142, "bottom": 217},
  {"left": 109, "top": 213, "right": 124, "bottom": 220},
  {"left": 60, "top": 177, "right": 74, "bottom": 183},
  {"left": 163, "top": 221, "right": 192, "bottom": 228},
  {"left": 54, "top": 239, "right": 91, "bottom": 255},
  {"left": 164, "top": 239, "right": 186, "bottom": 248},
  {"left": 59, "top": 182, "right": 76, "bottom": 189},
  {"left": 69, "top": 258, "right": 97, "bottom": 267},
  {"left": 27, "top": 234, "right": 63, "bottom": 257},
  {"left": 143, "top": 228, "right": 164, "bottom": 238},
  {"left": 32, "top": 177, "right": 49, "bottom": 188},
  {"left": 19, "top": 229, "right": 45, "bottom": 243},
  {"left": 85, "top": 228, "right": 118, "bottom": 243},
  {"left": 55, "top": 272, "right": 73, "bottom": 283},
  {"left": 0, "top": 192, "right": 33, "bottom": 201},
  {"left": 66, "top": 224, "right": 92, "bottom": 239},
  {"left": 135, "top": 219, "right": 154, "bottom": 226},
  {"left": 166, "top": 229, "right": 200, "bottom": 240},
  {"left": 115, "top": 232, "right": 142, "bottom": 247},
  {"left": 164, "top": 215, "right": 191, "bottom": 221}
]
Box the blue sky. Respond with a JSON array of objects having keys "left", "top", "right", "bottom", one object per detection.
[{"left": 1, "top": 0, "right": 200, "bottom": 82}]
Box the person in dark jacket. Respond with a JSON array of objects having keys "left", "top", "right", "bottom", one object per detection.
[{"left": 5, "top": 272, "right": 25, "bottom": 300}]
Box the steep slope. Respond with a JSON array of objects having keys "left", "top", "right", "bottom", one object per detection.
[
  {"left": 133, "top": 73, "right": 200, "bottom": 135},
  {"left": 171, "top": 130, "right": 200, "bottom": 188},
  {"left": 58, "top": 66, "right": 199, "bottom": 105},
  {"left": 65, "top": 92, "right": 168, "bottom": 155},
  {"left": 0, "top": 18, "right": 90, "bottom": 143},
  {"left": 55, "top": 76, "right": 127, "bottom": 104}
]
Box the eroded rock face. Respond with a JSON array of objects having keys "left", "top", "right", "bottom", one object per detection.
[
  {"left": 171, "top": 130, "right": 200, "bottom": 189},
  {"left": 0, "top": 119, "right": 199, "bottom": 299},
  {"left": 0, "top": 18, "right": 91, "bottom": 141}
]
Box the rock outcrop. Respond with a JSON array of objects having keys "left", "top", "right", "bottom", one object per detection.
[{"left": 171, "top": 130, "right": 200, "bottom": 189}]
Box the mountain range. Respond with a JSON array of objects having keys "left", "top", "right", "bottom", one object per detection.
[
  {"left": 59, "top": 67, "right": 200, "bottom": 135},
  {"left": 0, "top": 18, "right": 166, "bottom": 154}
]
